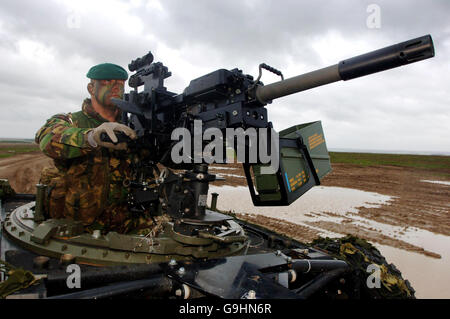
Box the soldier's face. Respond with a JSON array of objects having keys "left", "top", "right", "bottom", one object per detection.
[{"left": 92, "top": 79, "right": 125, "bottom": 107}]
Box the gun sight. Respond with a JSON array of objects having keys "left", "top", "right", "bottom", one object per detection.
[{"left": 129, "top": 51, "right": 154, "bottom": 72}]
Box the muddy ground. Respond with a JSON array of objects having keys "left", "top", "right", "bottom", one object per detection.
[
  {"left": 321, "top": 163, "right": 449, "bottom": 237},
  {"left": 1, "top": 149, "right": 449, "bottom": 258},
  {"left": 0, "top": 151, "right": 53, "bottom": 194},
  {"left": 209, "top": 162, "right": 449, "bottom": 258}
]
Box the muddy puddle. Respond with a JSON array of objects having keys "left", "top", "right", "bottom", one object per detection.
[
  {"left": 421, "top": 180, "right": 450, "bottom": 186},
  {"left": 208, "top": 185, "right": 450, "bottom": 298}
]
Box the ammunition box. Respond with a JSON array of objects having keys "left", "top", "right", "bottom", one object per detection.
[{"left": 249, "top": 121, "right": 331, "bottom": 205}]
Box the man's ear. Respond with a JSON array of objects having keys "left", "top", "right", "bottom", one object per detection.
[{"left": 87, "top": 81, "right": 95, "bottom": 95}]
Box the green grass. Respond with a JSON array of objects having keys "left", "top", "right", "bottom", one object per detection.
[
  {"left": 0, "top": 138, "right": 35, "bottom": 144},
  {"left": 0, "top": 143, "right": 40, "bottom": 159},
  {"left": 329, "top": 152, "right": 450, "bottom": 171}
]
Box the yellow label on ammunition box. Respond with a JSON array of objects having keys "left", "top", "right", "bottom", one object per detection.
[
  {"left": 289, "top": 170, "right": 308, "bottom": 191},
  {"left": 308, "top": 133, "right": 325, "bottom": 150}
]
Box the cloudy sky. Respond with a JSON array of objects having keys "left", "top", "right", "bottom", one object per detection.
[{"left": 0, "top": 0, "right": 448, "bottom": 154}]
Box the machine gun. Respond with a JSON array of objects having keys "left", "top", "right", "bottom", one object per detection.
[{"left": 104, "top": 35, "right": 434, "bottom": 233}]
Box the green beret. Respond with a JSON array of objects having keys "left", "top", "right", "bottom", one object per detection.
[{"left": 86, "top": 63, "right": 128, "bottom": 80}]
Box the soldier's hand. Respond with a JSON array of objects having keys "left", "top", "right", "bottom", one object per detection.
[{"left": 88, "top": 122, "right": 137, "bottom": 151}]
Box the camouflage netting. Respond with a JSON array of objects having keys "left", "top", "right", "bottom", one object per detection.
[
  {"left": 310, "top": 235, "right": 415, "bottom": 299},
  {"left": 0, "top": 259, "right": 40, "bottom": 299},
  {"left": 0, "top": 179, "right": 16, "bottom": 201}
]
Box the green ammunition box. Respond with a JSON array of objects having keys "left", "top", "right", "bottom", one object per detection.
[{"left": 246, "top": 121, "right": 331, "bottom": 206}]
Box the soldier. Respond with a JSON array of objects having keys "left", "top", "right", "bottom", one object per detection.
[{"left": 35, "top": 63, "right": 147, "bottom": 234}]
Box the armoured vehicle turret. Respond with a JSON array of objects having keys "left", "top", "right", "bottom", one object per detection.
[{"left": 0, "top": 35, "right": 434, "bottom": 299}]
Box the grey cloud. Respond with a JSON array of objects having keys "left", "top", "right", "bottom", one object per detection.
[
  {"left": 0, "top": 0, "right": 448, "bottom": 153},
  {"left": 0, "top": 0, "right": 154, "bottom": 64},
  {"left": 133, "top": 0, "right": 449, "bottom": 67}
]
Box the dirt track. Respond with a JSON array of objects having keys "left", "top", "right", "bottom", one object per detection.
[{"left": 0, "top": 152, "right": 53, "bottom": 194}]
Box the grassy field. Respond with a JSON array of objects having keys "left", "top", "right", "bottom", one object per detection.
[
  {"left": 0, "top": 142, "right": 40, "bottom": 159},
  {"left": 330, "top": 152, "right": 450, "bottom": 175},
  {"left": 1, "top": 141, "right": 448, "bottom": 176}
]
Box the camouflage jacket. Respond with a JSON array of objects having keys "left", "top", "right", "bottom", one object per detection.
[{"left": 35, "top": 99, "right": 143, "bottom": 233}]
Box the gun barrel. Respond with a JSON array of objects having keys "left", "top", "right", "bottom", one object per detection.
[{"left": 255, "top": 35, "right": 434, "bottom": 103}]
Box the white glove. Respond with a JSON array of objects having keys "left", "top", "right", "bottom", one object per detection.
[{"left": 88, "top": 122, "right": 137, "bottom": 151}]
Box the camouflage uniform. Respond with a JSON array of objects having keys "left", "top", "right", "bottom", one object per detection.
[{"left": 36, "top": 98, "right": 146, "bottom": 234}]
